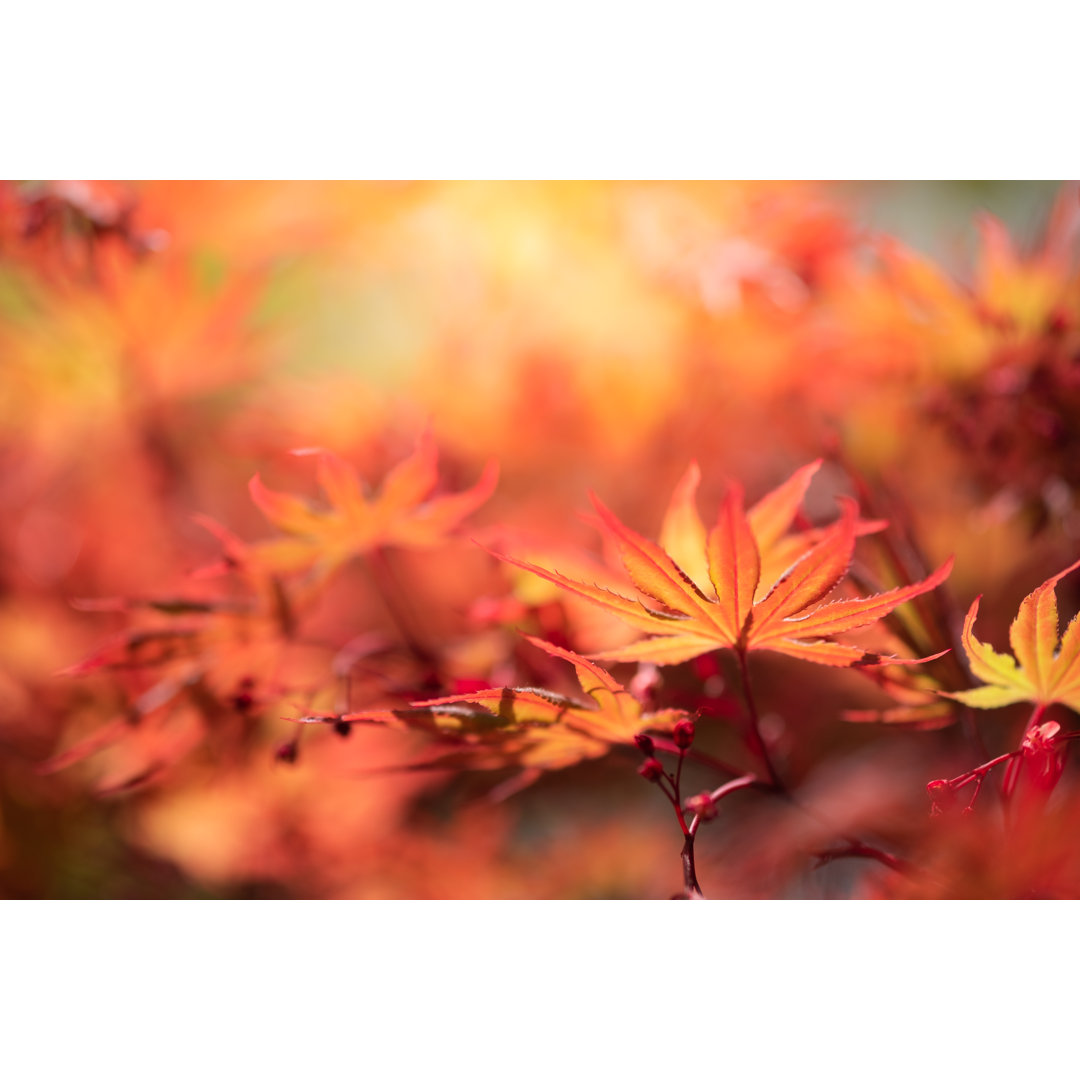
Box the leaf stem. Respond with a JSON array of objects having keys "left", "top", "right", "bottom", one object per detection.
[
  {"left": 650, "top": 736, "right": 744, "bottom": 778},
  {"left": 1003, "top": 702, "right": 1051, "bottom": 805},
  {"left": 1023, "top": 702, "right": 1048, "bottom": 736},
  {"left": 734, "top": 647, "right": 783, "bottom": 791}
]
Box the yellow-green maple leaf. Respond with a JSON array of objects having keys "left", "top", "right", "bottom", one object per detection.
[{"left": 946, "top": 557, "right": 1080, "bottom": 711}]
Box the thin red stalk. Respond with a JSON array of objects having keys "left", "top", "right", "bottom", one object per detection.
[
  {"left": 948, "top": 750, "right": 1018, "bottom": 790},
  {"left": 734, "top": 647, "right": 783, "bottom": 791},
  {"left": 687, "top": 774, "right": 758, "bottom": 837},
  {"left": 706, "top": 773, "right": 760, "bottom": 802},
  {"left": 678, "top": 769, "right": 761, "bottom": 898},
  {"left": 963, "top": 777, "right": 984, "bottom": 813},
  {"left": 936, "top": 702, "right": 1053, "bottom": 814},
  {"left": 1003, "top": 703, "right": 1053, "bottom": 808},
  {"left": 648, "top": 766, "right": 686, "bottom": 828},
  {"left": 653, "top": 772, "right": 680, "bottom": 811},
  {"left": 1023, "top": 702, "right": 1048, "bottom": 736},
  {"left": 650, "top": 736, "right": 743, "bottom": 777},
  {"left": 649, "top": 745, "right": 701, "bottom": 897},
  {"left": 673, "top": 746, "right": 703, "bottom": 897}
]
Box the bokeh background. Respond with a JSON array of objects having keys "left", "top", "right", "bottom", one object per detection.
[{"left": 2, "top": 180, "right": 1078, "bottom": 898}]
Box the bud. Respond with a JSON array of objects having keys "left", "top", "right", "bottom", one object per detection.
[
  {"left": 333, "top": 719, "right": 353, "bottom": 739},
  {"left": 634, "top": 733, "right": 655, "bottom": 757},
  {"left": 1023, "top": 720, "right": 1061, "bottom": 754},
  {"left": 275, "top": 740, "right": 299, "bottom": 765},
  {"left": 638, "top": 757, "right": 664, "bottom": 783},
  {"left": 685, "top": 792, "right": 717, "bottom": 821},
  {"left": 672, "top": 718, "right": 695, "bottom": 749},
  {"left": 926, "top": 778, "right": 954, "bottom": 816}
]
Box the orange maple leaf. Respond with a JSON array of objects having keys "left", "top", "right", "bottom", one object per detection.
[
  {"left": 493, "top": 462, "right": 953, "bottom": 668},
  {"left": 944, "top": 557, "right": 1080, "bottom": 712},
  {"left": 295, "top": 635, "right": 687, "bottom": 773},
  {"left": 248, "top": 429, "right": 498, "bottom": 575}
]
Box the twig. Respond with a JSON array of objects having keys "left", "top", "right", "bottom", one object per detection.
[
  {"left": 687, "top": 774, "right": 760, "bottom": 837},
  {"left": 681, "top": 833, "right": 703, "bottom": 899}
]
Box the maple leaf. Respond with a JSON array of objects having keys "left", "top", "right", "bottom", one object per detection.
[
  {"left": 249, "top": 429, "right": 498, "bottom": 575},
  {"left": 492, "top": 462, "right": 953, "bottom": 669},
  {"left": 658, "top": 459, "right": 887, "bottom": 601},
  {"left": 294, "top": 635, "right": 686, "bottom": 774},
  {"left": 53, "top": 574, "right": 312, "bottom": 780},
  {"left": 945, "top": 557, "right": 1080, "bottom": 712}
]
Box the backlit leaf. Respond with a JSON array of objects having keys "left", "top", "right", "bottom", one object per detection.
[
  {"left": 498, "top": 465, "right": 951, "bottom": 670},
  {"left": 295, "top": 637, "right": 686, "bottom": 777},
  {"left": 945, "top": 557, "right": 1080, "bottom": 713}
]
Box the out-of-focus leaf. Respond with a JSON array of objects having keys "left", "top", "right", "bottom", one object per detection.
[
  {"left": 294, "top": 635, "right": 686, "bottom": 776},
  {"left": 249, "top": 429, "right": 497, "bottom": 575}
]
